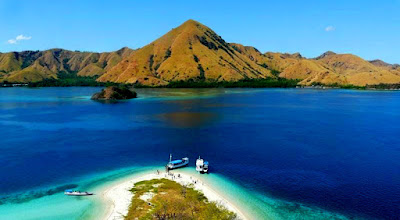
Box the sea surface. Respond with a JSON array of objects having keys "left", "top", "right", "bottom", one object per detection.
[{"left": 0, "top": 87, "right": 399, "bottom": 220}]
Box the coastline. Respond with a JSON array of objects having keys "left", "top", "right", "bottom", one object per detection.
[
  {"left": 0, "top": 165, "right": 352, "bottom": 220},
  {"left": 101, "top": 169, "right": 248, "bottom": 220}
]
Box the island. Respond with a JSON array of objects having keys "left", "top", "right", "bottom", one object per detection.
[
  {"left": 102, "top": 171, "right": 247, "bottom": 220},
  {"left": 91, "top": 86, "right": 137, "bottom": 101}
]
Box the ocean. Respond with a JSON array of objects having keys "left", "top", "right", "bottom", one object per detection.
[{"left": 0, "top": 87, "right": 399, "bottom": 219}]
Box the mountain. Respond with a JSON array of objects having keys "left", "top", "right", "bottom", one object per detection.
[
  {"left": 310, "top": 52, "right": 400, "bottom": 86},
  {"left": 0, "top": 47, "right": 134, "bottom": 82},
  {"left": 235, "top": 49, "right": 400, "bottom": 86},
  {"left": 370, "top": 59, "right": 394, "bottom": 68},
  {"left": 370, "top": 59, "right": 400, "bottom": 74},
  {"left": 1, "top": 19, "right": 399, "bottom": 87},
  {"left": 97, "top": 19, "right": 272, "bottom": 85}
]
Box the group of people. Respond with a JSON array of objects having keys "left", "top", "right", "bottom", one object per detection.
[
  {"left": 166, "top": 171, "right": 181, "bottom": 180},
  {"left": 189, "top": 176, "right": 200, "bottom": 185},
  {"left": 155, "top": 169, "right": 202, "bottom": 185},
  {"left": 156, "top": 169, "right": 181, "bottom": 179}
]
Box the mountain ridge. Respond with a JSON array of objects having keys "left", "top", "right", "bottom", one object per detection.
[
  {"left": 0, "top": 48, "right": 135, "bottom": 83},
  {"left": 1, "top": 19, "right": 399, "bottom": 86},
  {"left": 97, "top": 19, "right": 272, "bottom": 85}
]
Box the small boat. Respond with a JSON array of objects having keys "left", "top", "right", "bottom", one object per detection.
[
  {"left": 196, "top": 156, "right": 209, "bottom": 173},
  {"left": 203, "top": 161, "right": 209, "bottom": 173},
  {"left": 166, "top": 154, "right": 189, "bottom": 171},
  {"left": 64, "top": 190, "right": 93, "bottom": 196}
]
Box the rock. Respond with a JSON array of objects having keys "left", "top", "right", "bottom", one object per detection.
[{"left": 91, "top": 86, "right": 137, "bottom": 100}]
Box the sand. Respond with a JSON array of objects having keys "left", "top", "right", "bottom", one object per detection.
[{"left": 101, "top": 170, "right": 248, "bottom": 220}]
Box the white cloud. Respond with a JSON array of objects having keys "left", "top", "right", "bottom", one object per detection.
[
  {"left": 325, "top": 26, "right": 335, "bottom": 32},
  {"left": 6, "top": 34, "right": 32, "bottom": 44},
  {"left": 7, "top": 39, "right": 17, "bottom": 44},
  {"left": 16, "top": 35, "right": 32, "bottom": 41}
]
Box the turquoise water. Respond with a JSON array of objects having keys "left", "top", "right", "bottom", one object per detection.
[
  {"left": 1, "top": 87, "right": 400, "bottom": 219},
  {"left": 0, "top": 166, "right": 155, "bottom": 220},
  {"left": 0, "top": 166, "right": 348, "bottom": 220}
]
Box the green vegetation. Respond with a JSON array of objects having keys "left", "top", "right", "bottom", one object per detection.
[
  {"left": 164, "top": 48, "right": 172, "bottom": 59},
  {"left": 7, "top": 74, "right": 400, "bottom": 91},
  {"left": 27, "top": 73, "right": 121, "bottom": 87},
  {"left": 198, "top": 35, "right": 218, "bottom": 50},
  {"left": 310, "top": 82, "right": 366, "bottom": 89},
  {"left": 365, "top": 83, "right": 400, "bottom": 90},
  {"left": 153, "top": 77, "right": 300, "bottom": 88},
  {"left": 259, "top": 63, "right": 268, "bottom": 68},
  {"left": 149, "top": 55, "right": 154, "bottom": 72},
  {"left": 270, "top": 69, "right": 281, "bottom": 77},
  {"left": 193, "top": 55, "right": 199, "bottom": 63},
  {"left": 339, "top": 84, "right": 366, "bottom": 89},
  {"left": 308, "top": 82, "right": 400, "bottom": 90},
  {"left": 19, "top": 73, "right": 298, "bottom": 88},
  {"left": 197, "top": 64, "right": 205, "bottom": 80},
  {"left": 125, "top": 178, "right": 236, "bottom": 220}
]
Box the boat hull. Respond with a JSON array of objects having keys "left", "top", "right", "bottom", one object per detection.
[
  {"left": 196, "top": 158, "right": 209, "bottom": 173},
  {"left": 64, "top": 192, "right": 93, "bottom": 196},
  {"left": 167, "top": 161, "right": 189, "bottom": 170}
]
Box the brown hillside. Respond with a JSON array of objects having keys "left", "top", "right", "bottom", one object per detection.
[
  {"left": 254, "top": 50, "right": 400, "bottom": 86},
  {"left": 229, "top": 43, "right": 265, "bottom": 64},
  {"left": 262, "top": 52, "right": 303, "bottom": 72},
  {"left": 370, "top": 59, "right": 393, "bottom": 68},
  {"left": 0, "top": 48, "right": 134, "bottom": 83},
  {"left": 370, "top": 59, "right": 400, "bottom": 76},
  {"left": 2, "top": 20, "right": 400, "bottom": 86},
  {"left": 314, "top": 52, "right": 400, "bottom": 86},
  {"left": 97, "top": 20, "right": 272, "bottom": 85}
]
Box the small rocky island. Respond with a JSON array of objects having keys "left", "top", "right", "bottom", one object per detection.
[{"left": 91, "top": 86, "right": 137, "bottom": 101}]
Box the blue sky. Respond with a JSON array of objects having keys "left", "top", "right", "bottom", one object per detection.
[{"left": 1, "top": 0, "right": 399, "bottom": 63}]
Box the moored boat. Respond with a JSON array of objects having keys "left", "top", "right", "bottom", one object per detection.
[
  {"left": 166, "top": 154, "right": 189, "bottom": 171},
  {"left": 196, "top": 156, "right": 209, "bottom": 173},
  {"left": 64, "top": 190, "right": 93, "bottom": 196},
  {"left": 203, "top": 161, "right": 209, "bottom": 173}
]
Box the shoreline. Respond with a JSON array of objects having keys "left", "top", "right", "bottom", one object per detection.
[
  {"left": 101, "top": 169, "right": 248, "bottom": 220},
  {"left": 4, "top": 84, "right": 400, "bottom": 92}
]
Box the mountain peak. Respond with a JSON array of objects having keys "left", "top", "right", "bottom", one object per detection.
[
  {"left": 98, "top": 19, "right": 272, "bottom": 85},
  {"left": 173, "top": 19, "right": 210, "bottom": 35},
  {"left": 315, "top": 51, "right": 336, "bottom": 59},
  {"left": 370, "top": 59, "right": 391, "bottom": 67},
  {"left": 182, "top": 19, "right": 201, "bottom": 26}
]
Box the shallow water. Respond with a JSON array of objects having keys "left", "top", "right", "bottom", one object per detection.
[{"left": 1, "top": 87, "right": 399, "bottom": 219}]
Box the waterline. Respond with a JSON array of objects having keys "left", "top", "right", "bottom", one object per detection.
[{"left": 0, "top": 166, "right": 352, "bottom": 220}]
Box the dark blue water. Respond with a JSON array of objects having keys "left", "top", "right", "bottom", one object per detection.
[{"left": 1, "top": 87, "right": 399, "bottom": 219}]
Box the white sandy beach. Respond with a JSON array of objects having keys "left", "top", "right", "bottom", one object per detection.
[{"left": 102, "top": 170, "right": 248, "bottom": 220}]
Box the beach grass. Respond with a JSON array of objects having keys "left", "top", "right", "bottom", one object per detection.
[{"left": 125, "top": 178, "right": 237, "bottom": 220}]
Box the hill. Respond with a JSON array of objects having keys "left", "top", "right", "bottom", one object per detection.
[
  {"left": 125, "top": 178, "right": 236, "bottom": 220},
  {"left": 233, "top": 48, "right": 400, "bottom": 86},
  {"left": 1, "top": 19, "right": 399, "bottom": 87},
  {"left": 0, "top": 47, "right": 134, "bottom": 83},
  {"left": 97, "top": 19, "right": 272, "bottom": 85}
]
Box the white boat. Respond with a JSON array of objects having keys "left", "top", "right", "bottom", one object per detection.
[
  {"left": 64, "top": 190, "right": 93, "bottom": 196},
  {"left": 166, "top": 154, "right": 189, "bottom": 170},
  {"left": 196, "top": 156, "right": 209, "bottom": 173}
]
